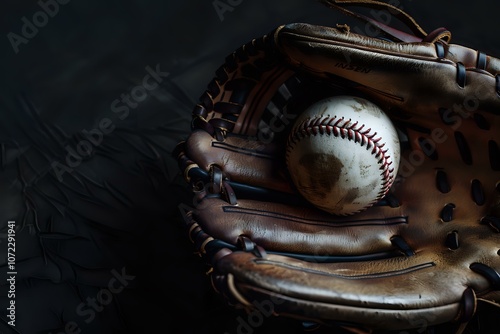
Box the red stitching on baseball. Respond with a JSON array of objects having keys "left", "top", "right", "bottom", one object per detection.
[{"left": 286, "top": 115, "right": 395, "bottom": 214}]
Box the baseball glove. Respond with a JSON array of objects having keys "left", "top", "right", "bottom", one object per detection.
[{"left": 174, "top": 0, "right": 500, "bottom": 333}]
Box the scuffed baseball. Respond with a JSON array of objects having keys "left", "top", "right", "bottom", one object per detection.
[{"left": 286, "top": 95, "right": 400, "bottom": 216}]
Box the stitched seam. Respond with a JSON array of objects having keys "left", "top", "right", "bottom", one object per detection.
[
  {"left": 286, "top": 116, "right": 394, "bottom": 214},
  {"left": 253, "top": 259, "right": 435, "bottom": 279}
]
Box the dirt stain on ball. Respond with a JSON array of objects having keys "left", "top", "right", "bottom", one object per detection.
[
  {"left": 341, "top": 187, "right": 360, "bottom": 204},
  {"left": 298, "top": 153, "right": 344, "bottom": 199}
]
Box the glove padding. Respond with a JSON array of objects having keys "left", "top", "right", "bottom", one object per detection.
[{"left": 175, "top": 1, "right": 500, "bottom": 332}]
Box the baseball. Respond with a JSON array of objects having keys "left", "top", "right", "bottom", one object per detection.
[{"left": 286, "top": 95, "right": 400, "bottom": 216}]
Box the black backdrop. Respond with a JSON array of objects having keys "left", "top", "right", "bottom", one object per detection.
[{"left": 0, "top": 1, "right": 499, "bottom": 333}]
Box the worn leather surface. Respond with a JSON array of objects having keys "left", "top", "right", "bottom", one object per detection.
[{"left": 176, "top": 1, "right": 500, "bottom": 332}]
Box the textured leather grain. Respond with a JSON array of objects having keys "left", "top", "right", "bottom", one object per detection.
[{"left": 175, "top": 1, "right": 500, "bottom": 332}]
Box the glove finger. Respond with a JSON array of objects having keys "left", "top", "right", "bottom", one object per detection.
[
  {"left": 194, "top": 197, "right": 406, "bottom": 256},
  {"left": 215, "top": 250, "right": 484, "bottom": 330},
  {"left": 276, "top": 23, "right": 500, "bottom": 117}
]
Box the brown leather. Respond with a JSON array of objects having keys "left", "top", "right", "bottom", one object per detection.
[{"left": 175, "top": 1, "right": 500, "bottom": 332}]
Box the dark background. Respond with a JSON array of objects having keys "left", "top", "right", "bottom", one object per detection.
[{"left": 0, "top": 1, "right": 499, "bottom": 333}]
